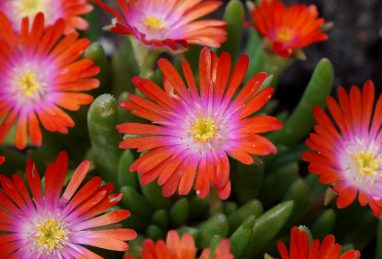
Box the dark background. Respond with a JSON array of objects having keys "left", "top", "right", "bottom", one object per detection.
[
  {"left": 280, "top": 0, "right": 382, "bottom": 87},
  {"left": 232, "top": 0, "right": 382, "bottom": 108}
]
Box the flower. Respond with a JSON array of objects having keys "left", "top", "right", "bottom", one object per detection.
[
  {"left": 277, "top": 227, "right": 360, "bottom": 259},
  {"left": 0, "top": 0, "right": 93, "bottom": 34},
  {"left": 0, "top": 151, "right": 137, "bottom": 258},
  {"left": 117, "top": 47, "right": 282, "bottom": 199},
  {"left": 249, "top": 0, "right": 328, "bottom": 57},
  {"left": 302, "top": 81, "right": 382, "bottom": 216},
  {"left": 124, "top": 230, "right": 233, "bottom": 259},
  {"left": 0, "top": 156, "right": 4, "bottom": 165},
  {"left": 0, "top": 13, "right": 99, "bottom": 149},
  {"left": 200, "top": 238, "right": 233, "bottom": 259},
  {"left": 93, "top": 0, "right": 227, "bottom": 50}
]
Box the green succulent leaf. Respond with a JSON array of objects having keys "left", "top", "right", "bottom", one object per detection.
[
  {"left": 219, "top": 0, "right": 245, "bottom": 60},
  {"left": 87, "top": 94, "right": 121, "bottom": 184},
  {"left": 268, "top": 58, "right": 334, "bottom": 146},
  {"left": 243, "top": 201, "right": 294, "bottom": 257}
]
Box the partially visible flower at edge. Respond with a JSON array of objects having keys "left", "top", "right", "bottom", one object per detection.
[
  {"left": 0, "top": 156, "right": 5, "bottom": 165},
  {"left": 303, "top": 81, "right": 382, "bottom": 217},
  {"left": 0, "top": 151, "right": 137, "bottom": 258},
  {"left": 249, "top": 0, "right": 328, "bottom": 57},
  {"left": 117, "top": 47, "right": 282, "bottom": 200},
  {"left": 93, "top": 0, "right": 227, "bottom": 50},
  {"left": 277, "top": 226, "right": 360, "bottom": 259},
  {"left": 0, "top": 0, "right": 93, "bottom": 34},
  {"left": 0, "top": 12, "right": 99, "bottom": 149},
  {"left": 124, "top": 230, "right": 233, "bottom": 259}
]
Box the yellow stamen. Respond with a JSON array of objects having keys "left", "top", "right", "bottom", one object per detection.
[
  {"left": 353, "top": 150, "right": 380, "bottom": 176},
  {"left": 144, "top": 16, "right": 166, "bottom": 32},
  {"left": 35, "top": 219, "right": 67, "bottom": 251},
  {"left": 12, "top": 0, "right": 46, "bottom": 18},
  {"left": 18, "top": 72, "right": 40, "bottom": 97},
  {"left": 276, "top": 29, "right": 293, "bottom": 42},
  {"left": 192, "top": 117, "right": 217, "bottom": 143}
]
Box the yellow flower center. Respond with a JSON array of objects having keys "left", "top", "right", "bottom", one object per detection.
[
  {"left": 144, "top": 16, "right": 167, "bottom": 32},
  {"left": 35, "top": 219, "right": 67, "bottom": 252},
  {"left": 276, "top": 28, "right": 294, "bottom": 42},
  {"left": 12, "top": 0, "right": 47, "bottom": 18},
  {"left": 18, "top": 72, "right": 40, "bottom": 97},
  {"left": 192, "top": 117, "right": 217, "bottom": 143},
  {"left": 353, "top": 150, "right": 380, "bottom": 176}
]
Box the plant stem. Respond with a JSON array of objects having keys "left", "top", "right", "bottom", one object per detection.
[
  {"left": 376, "top": 217, "right": 382, "bottom": 259},
  {"left": 209, "top": 189, "right": 223, "bottom": 216}
]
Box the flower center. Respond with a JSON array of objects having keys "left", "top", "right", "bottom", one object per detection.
[
  {"left": 144, "top": 16, "right": 167, "bottom": 32},
  {"left": 18, "top": 71, "right": 40, "bottom": 97},
  {"left": 12, "top": 0, "right": 47, "bottom": 18},
  {"left": 276, "top": 28, "right": 294, "bottom": 42},
  {"left": 353, "top": 150, "right": 380, "bottom": 176},
  {"left": 192, "top": 117, "right": 217, "bottom": 143},
  {"left": 34, "top": 218, "right": 67, "bottom": 252}
]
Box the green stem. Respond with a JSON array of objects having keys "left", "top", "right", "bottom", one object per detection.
[
  {"left": 376, "top": 217, "right": 382, "bottom": 259},
  {"left": 209, "top": 189, "right": 223, "bottom": 216},
  {"left": 138, "top": 50, "right": 159, "bottom": 79},
  {"left": 129, "top": 37, "right": 159, "bottom": 96},
  {"left": 262, "top": 52, "right": 294, "bottom": 87},
  {"left": 130, "top": 37, "right": 159, "bottom": 79}
]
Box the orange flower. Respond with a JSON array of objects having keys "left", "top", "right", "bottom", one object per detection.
[
  {"left": 125, "top": 230, "right": 233, "bottom": 259},
  {"left": 249, "top": 0, "right": 328, "bottom": 57},
  {"left": 0, "top": 13, "right": 99, "bottom": 149},
  {"left": 303, "top": 81, "right": 382, "bottom": 216},
  {"left": 94, "top": 0, "right": 227, "bottom": 50},
  {"left": 0, "top": 0, "right": 93, "bottom": 34},
  {"left": 278, "top": 227, "right": 360, "bottom": 259},
  {"left": 0, "top": 151, "right": 137, "bottom": 257},
  {"left": 117, "top": 48, "right": 282, "bottom": 199}
]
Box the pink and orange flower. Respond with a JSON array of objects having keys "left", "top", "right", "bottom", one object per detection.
[
  {"left": 0, "top": 151, "right": 137, "bottom": 258},
  {"left": 125, "top": 230, "right": 233, "bottom": 259},
  {"left": 278, "top": 227, "right": 360, "bottom": 259},
  {"left": 303, "top": 81, "right": 382, "bottom": 216},
  {"left": 249, "top": 0, "right": 328, "bottom": 57},
  {"left": 0, "top": 13, "right": 99, "bottom": 149},
  {"left": 94, "top": 0, "right": 227, "bottom": 50},
  {"left": 0, "top": 0, "right": 93, "bottom": 34},
  {"left": 117, "top": 47, "right": 282, "bottom": 200}
]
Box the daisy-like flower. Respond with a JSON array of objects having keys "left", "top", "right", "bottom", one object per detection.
[
  {"left": 117, "top": 47, "right": 282, "bottom": 199},
  {"left": 0, "top": 0, "right": 93, "bottom": 34},
  {"left": 249, "top": 0, "right": 328, "bottom": 57},
  {"left": 124, "top": 230, "right": 233, "bottom": 259},
  {"left": 93, "top": 0, "right": 227, "bottom": 50},
  {"left": 277, "top": 227, "right": 360, "bottom": 259},
  {"left": 0, "top": 13, "right": 99, "bottom": 149},
  {"left": 0, "top": 151, "right": 137, "bottom": 258},
  {"left": 303, "top": 81, "right": 382, "bottom": 216}
]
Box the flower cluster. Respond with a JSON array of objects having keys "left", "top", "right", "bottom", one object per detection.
[
  {"left": 0, "top": 12, "right": 99, "bottom": 149},
  {"left": 117, "top": 47, "right": 282, "bottom": 199},
  {"left": 0, "top": 0, "right": 376, "bottom": 258},
  {"left": 303, "top": 81, "right": 382, "bottom": 216},
  {"left": 0, "top": 152, "right": 136, "bottom": 257},
  {"left": 249, "top": 0, "right": 328, "bottom": 57},
  {"left": 278, "top": 227, "right": 360, "bottom": 259},
  {"left": 94, "top": 0, "right": 227, "bottom": 50},
  {"left": 0, "top": 0, "right": 93, "bottom": 34},
  {"left": 125, "top": 230, "right": 233, "bottom": 259}
]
